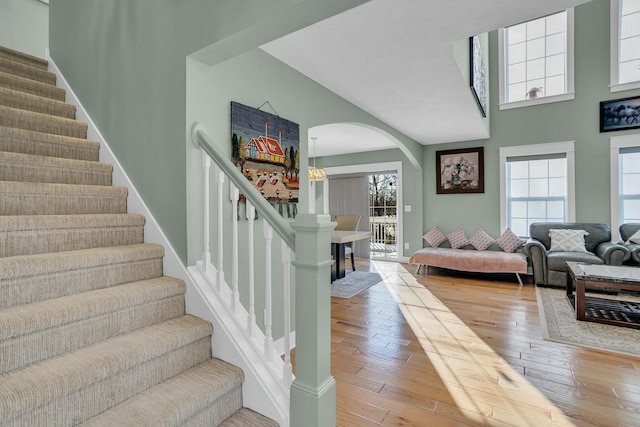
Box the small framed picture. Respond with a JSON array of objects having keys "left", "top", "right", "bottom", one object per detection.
[
  {"left": 600, "top": 95, "right": 640, "bottom": 133},
  {"left": 436, "top": 147, "right": 484, "bottom": 194}
]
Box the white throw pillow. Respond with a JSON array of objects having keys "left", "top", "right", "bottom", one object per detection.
[
  {"left": 549, "top": 229, "right": 589, "bottom": 253},
  {"left": 469, "top": 228, "right": 495, "bottom": 251},
  {"left": 446, "top": 227, "right": 470, "bottom": 249},
  {"left": 495, "top": 228, "right": 525, "bottom": 253},
  {"left": 626, "top": 229, "right": 640, "bottom": 245},
  {"left": 423, "top": 226, "right": 447, "bottom": 247}
]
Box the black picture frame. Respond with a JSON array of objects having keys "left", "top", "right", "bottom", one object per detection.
[
  {"left": 600, "top": 95, "right": 640, "bottom": 133},
  {"left": 470, "top": 35, "right": 487, "bottom": 117},
  {"left": 436, "top": 147, "right": 484, "bottom": 194}
]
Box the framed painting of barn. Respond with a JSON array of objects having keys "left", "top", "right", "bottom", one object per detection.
[{"left": 230, "top": 101, "right": 300, "bottom": 217}]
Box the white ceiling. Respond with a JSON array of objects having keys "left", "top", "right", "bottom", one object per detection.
[{"left": 262, "top": 0, "right": 592, "bottom": 158}]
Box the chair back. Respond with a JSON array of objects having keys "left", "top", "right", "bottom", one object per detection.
[
  {"left": 620, "top": 223, "right": 640, "bottom": 242},
  {"left": 333, "top": 215, "right": 361, "bottom": 231}
]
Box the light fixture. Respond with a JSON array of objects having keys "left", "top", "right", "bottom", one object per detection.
[{"left": 308, "top": 137, "right": 326, "bottom": 182}]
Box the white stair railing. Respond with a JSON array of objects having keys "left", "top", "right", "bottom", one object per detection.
[
  {"left": 191, "top": 123, "right": 336, "bottom": 427},
  {"left": 190, "top": 124, "right": 295, "bottom": 391}
]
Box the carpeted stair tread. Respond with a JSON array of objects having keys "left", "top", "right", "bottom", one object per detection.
[
  {"left": 0, "top": 86, "right": 75, "bottom": 118},
  {"left": 0, "top": 277, "right": 186, "bottom": 373},
  {"left": 0, "top": 105, "right": 87, "bottom": 138},
  {"left": 80, "top": 358, "right": 244, "bottom": 427},
  {"left": 0, "top": 244, "right": 165, "bottom": 308},
  {"left": 0, "top": 125, "right": 99, "bottom": 161},
  {"left": 221, "top": 408, "right": 280, "bottom": 427},
  {"left": 0, "top": 151, "right": 112, "bottom": 185},
  {"left": 0, "top": 315, "right": 213, "bottom": 425},
  {"left": 0, "top": 46, "right": 48, "bottom": 70},
  {"left": 0, "top": 70, "right": 65, "bottom": 101},
  {"left": 0, "top": 213, "right": 145, "bottom": 258},
  {"left": 0, "top": 57, "right": 55, "bottom": 85},
  {"left": 0, "top": 181, "right": 127, "bottom": 215}
]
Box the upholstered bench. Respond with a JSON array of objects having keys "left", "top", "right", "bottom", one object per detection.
[{"left": 408, "top": 247, "right": 528, "bottom": 284}]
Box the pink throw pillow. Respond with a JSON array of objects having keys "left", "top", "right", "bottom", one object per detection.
[
  {"left": 496, "top": 228, "right": 525, "bottom": 253},
  {"left": 423, "top": 226, "right": 447, "bottom": 247},
  {"left": 446, "top": 227, "right": 470, "bottom": 249},
  {"left": 469, "top": 228, "right": 495, "bottom": 251}
]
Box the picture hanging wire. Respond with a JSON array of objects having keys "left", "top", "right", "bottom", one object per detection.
[{"left": 256, "top": 101, "right": 280, "bottom": 117}]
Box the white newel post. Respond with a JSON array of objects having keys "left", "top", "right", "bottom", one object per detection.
[
  {"left": 282, "top": 244, "right": 293, "bottom": 387},
  {"left": 290, "top": 214, "right": 336, "bottom": 427},
  {"left": 202, "top": 154, "right": 211, "bottom": 273}
]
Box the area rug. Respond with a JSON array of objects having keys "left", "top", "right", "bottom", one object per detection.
[
  {"left": 536, "top": 286, "right": 640, "bottom": 358},
  {"left": 331, "top": 271, "right": 383, "bottom": 298}
]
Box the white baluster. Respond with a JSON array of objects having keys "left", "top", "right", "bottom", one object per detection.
[
  {"left": 247, "top": 202, "right": 256, "bottom": 336},
  {"left": 230, "top": 184, "right": 240, "bottom": 312},
  {"left": 282, "top": 244, "right": 293, "bottom": 387},
  {"left": 202, "top": 154, "right": 211, "bottom": 273},
  {"left": 215, "top": 165, "right": 224, "bottom": 292},
  {"left": 264, "top": 223, "right": 274, "bottom": 359}
]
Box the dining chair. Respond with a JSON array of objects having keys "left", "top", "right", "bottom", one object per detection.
[{"left": 333, "top": 215, "right": 361, "bottom": 271}]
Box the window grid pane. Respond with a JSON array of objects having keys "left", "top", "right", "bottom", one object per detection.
[
  {"left": 505, "top": 10, "right": 567, "bottom": 101},
  {"left": 619, "top": 1, "right": 640, "bottom": 84},
  {"left": 620, "top": 150, "right": 640, "bottom": 223},
  {"left": 507, "top": 158, "right": 568, "bottom": 237}
]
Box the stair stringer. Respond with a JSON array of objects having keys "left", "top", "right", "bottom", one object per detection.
[{"left": 46, "top": 52, "right": 289, "bottom": 427}]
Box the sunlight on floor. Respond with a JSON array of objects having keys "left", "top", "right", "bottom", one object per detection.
[{"left": 369, "top": 260, "right": 577, "bottom": 427}]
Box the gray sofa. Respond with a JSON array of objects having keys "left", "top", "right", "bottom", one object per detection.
[
  {"left": 620, "top": 223, "right": 640, "bottom": 265},
  {"left": 525, "top": 222, "right": 630, "bottom": 287}
]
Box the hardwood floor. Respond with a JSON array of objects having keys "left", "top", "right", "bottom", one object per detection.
[{"left": 331, "top": 259, "right": 640, "bottom": 427}]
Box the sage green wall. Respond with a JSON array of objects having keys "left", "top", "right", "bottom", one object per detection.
[
  {"left": 315, "top": 150, "right": 423, "bottom": 258},
  {"left": 0, "top": 0, "right": 48, "bottom": 58},
  {"left": 423, "top": 0, "right": 640, "bottom": 238},
  {"left": 186, "top": 49, "right": 423, "bottom": 263},
  {"left": 48, "top": 0, "right": 368, "bottom": 263}
]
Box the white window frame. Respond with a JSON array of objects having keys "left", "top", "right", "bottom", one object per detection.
[
  {"left": 610, "top": 133, "right": 640, "bottom": 241},
  {"left": 610, "top": 0, "right": 640, "bottom": 92},
  {"left": 499, "top": 141, "right": 576, "bottom": 235},
  {"left": 498, "top": 9, "right": 575, "bottom": 110}
]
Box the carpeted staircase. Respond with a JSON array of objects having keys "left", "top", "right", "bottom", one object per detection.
[{"left": 0, "top": 45, "right": 278, "bottom": 426}]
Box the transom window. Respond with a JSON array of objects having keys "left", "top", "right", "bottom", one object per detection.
[
  {"left": 500, "top": 142, "right": 575, "bottom": 237},
  {"left": 499, "top": 9, "right": 575, "bottom": 109},
  {"left": 611, "top": 0, "right": 640, "bottom": 91}
]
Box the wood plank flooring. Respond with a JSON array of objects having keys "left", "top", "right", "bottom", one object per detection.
[{"left": 330, "top": 259, "right": 640, "bottom": 427}]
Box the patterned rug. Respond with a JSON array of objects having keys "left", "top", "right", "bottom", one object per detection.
[
  {"left": 331, "top": 271, "right": 383, "bottom": 298},
  {"left": 536, "top": 286, "right": 640, "bottom": 357}
]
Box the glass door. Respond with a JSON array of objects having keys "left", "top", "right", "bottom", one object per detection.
[{"left": 369, "top": 173, "right": 398, "bottom": 259}]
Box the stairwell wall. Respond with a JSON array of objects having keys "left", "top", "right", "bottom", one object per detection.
[
  {"left": 0, "top": 0, "right": 48, "bottom": 59},
  {"left": 48, "top": 0, "right": 369, "bottom": 264}
]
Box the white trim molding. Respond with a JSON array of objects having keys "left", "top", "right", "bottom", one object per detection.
[
  {"left": 499, "top": 141, "right": 576, "bottom": 234},
  {"left": 610, "top": 133, "right": 640, "bottom": 241}
]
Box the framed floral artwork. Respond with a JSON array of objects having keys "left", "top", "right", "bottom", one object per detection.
[{"left": 436, "top": 147, "right": 484, "bottom": 194}]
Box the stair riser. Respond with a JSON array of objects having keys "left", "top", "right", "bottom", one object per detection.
[
  {"left": 0, "top": 107, "right": 87, "bottom": 139},
  {"left": 1, "top": 257, "right": 163, "bottom": 308},
  {"left": 0, "top": 226, "right": 144, "bottom": 257},
  {"left": 183, "top": 390, "right": 244, "bottom": 427},
  {"left": 0, "top": 59, "right": 56, "bottom": 86},
  {"left": 1, "top": 295, "right": 185, "bottom": 373},
  {"left": 0, "top": 127, "right": 99, "bottom": 161},
  {"left": 0, "top": 162, "right": 112, "bottom": 186},
  {"left": 0, "top": 87, "right": 75, "bottom": 119},
  {"left": 0, "top": 71, "right": 65, "bottom": 101},
  {"left": 0, "top": 192, "right": 127, "bottom": 215},
  {"left": 0, "top": 48, "right": 48, "bottom": 71},
  {"left": 2, "top": 338, "right": 212, "bottom": 427}
]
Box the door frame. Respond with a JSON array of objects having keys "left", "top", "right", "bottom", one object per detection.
[{"left": 322, "top": 161, "right": 403, "bottom": 262}]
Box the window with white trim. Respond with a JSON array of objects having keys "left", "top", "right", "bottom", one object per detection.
[
  {"left": 619, "top": 147, "right": 640, "bottom": 223},
  {"left": 611, "top": 0, "right": 640, "bottom": 91},
  {"left": 499, "top": 142, "right": 575, "bottom": 237},
  {"left": 498, "top": 9, "right": 575, "bottom": 109}
]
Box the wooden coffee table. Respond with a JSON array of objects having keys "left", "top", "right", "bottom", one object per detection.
[{"left": 566, "top": 262, "right": 640, "bottom": 329}]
